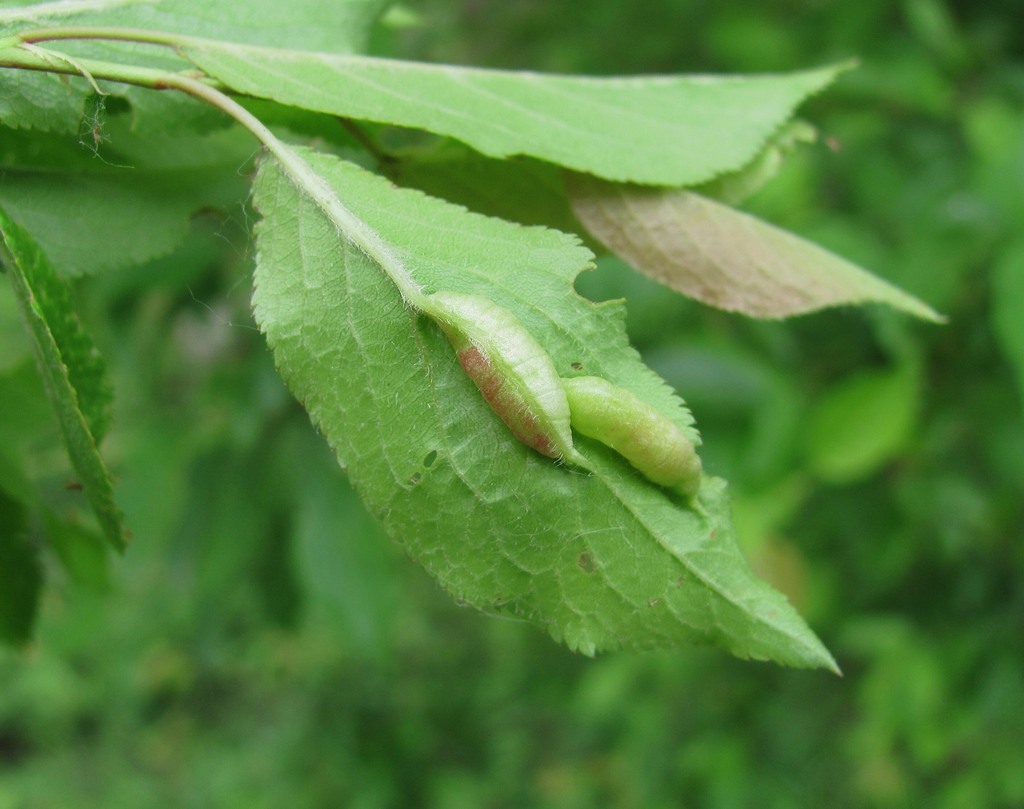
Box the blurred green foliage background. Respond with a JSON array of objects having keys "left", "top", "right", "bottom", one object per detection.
[{"left": 2, "top": 0, "right": 1023, "bottom": 806}]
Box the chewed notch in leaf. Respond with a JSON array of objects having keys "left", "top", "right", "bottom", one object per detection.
[
  {"left": 426, "top": 291, "right": 577, "bottom": 460},
  {"left": 563, "top": 376, "right": 702, "bottom": 500}
]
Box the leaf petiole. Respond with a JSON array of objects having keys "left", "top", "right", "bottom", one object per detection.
[{"left": 9, "top": 24, "right": 204, "bottom": 50}]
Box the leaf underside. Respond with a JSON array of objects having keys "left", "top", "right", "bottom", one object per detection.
[
  {"left": 569, "top": 175, "right": 944, "bottom": 321},
  {"left": 184, "top": 40, "right": 846, "bottom": 186},
  {"left": 251, "top": 148, "right": 838, "bottom": 671}
]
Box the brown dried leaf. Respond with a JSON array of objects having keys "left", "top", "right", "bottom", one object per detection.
[{"left": 568, "top": 176, "right": 943, "bottom": 321}]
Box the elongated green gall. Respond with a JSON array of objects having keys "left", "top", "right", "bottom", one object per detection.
[
  {"left": 426, "top": 291, "right": 575, "bottom": 459},
  {"left": 563, "top": 376, "right": 702, "bottom": 499}
]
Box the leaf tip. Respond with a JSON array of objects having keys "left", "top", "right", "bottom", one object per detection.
[
  {"left": 796, "top": 632, "right": 842, "bottom": 675},
  {"left": 877, "top": 294, "right": 947, "bottom": 325}
]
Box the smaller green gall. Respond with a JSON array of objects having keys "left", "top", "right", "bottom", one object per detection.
[
  {"left": 562, "top": 375, "right": 702, "bottom": 500},
  {"left": 426, "top": 291, "right": 575, "bottom": 460}
]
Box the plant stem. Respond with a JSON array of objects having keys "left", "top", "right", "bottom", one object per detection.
[
  {"left": 340, "top": 119, "right": 396, "bottom": 167},
  {"left": 0, "top": 37, "right": 429, "bottom": 308},
  {"left": 11, "top": 24, "right": 199, "bottom": 49},
  {"left": 165, "top": 72, "right": 428, "bottom": 308}
]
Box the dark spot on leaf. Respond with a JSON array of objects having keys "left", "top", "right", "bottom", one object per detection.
[
  {"left": 408, "top": 471, "right": 423, "bottom": 486},
  {"left": 422, "top": 450, "right": 438, "bottom": 468},
  {"left": 570, "top": 361, "right": 584, "bottom": 371},
  {"left": 578, "top": 551, "right": 595, "bottom": 573}
]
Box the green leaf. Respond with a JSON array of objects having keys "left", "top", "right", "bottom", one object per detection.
[
  {"left": 991, "top": 239, "right": 1024, "bottom": 413},
  {"left": 1, "top": 0, "right": 389, "bottom": 137},
  {"left": 0, "top": 434, "right": 35, "bottom": 506},
  {"left": 183, "top": 41, "right": 846, "bottom": 185},
  {"left": 251, "top": 146, "right": 837, "bottom": 670},
  {"left": 0, "top": 152, "right": 248, "bottom": 277},
  {"left": 803, "top": 364, "right": 920, "bottom": 484},
  {"left": 0, "top": 357, "right": 58, "bottom": 451},
  {"left": 0, "top": 69, "right": 88, "bottom": 134},
  {"left": 390, "top": 145, "right": 585, "bottom": 238},
  {"left": 0, "top": 485, "right": 42, "bottom": 647},
  {"left": 0, "top": 0, "right": 388, "bottom": 52},
  {"left": 0, "top": 268, "right": 33, "bottom": 373},
  {"left": 0, "top": 205, "right": 127, "bottom": 551},
  {"left": 0, "top": 204, "right": 111, "bottom": 439},
  {"left": 568, "top": 175, "right": 944, "bottom": 321}
]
